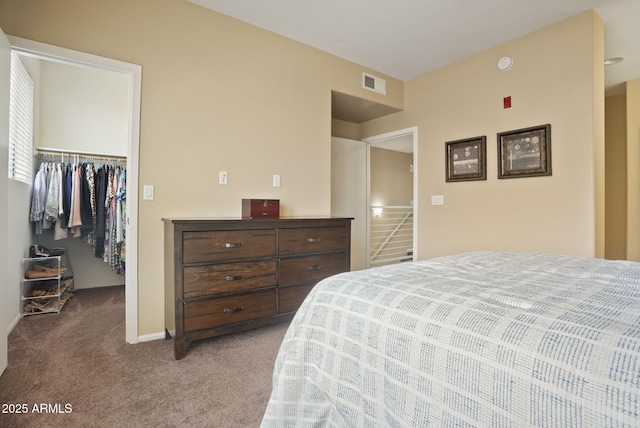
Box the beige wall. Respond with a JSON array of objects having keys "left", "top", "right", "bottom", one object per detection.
[
  {"left": 592, "top": 11, "right": 606, "bottom": 259},
  {"left": 370, "top": 147, "right": 413, "bottom": 207},
  {"left": 627, "top": 78, "right": 640, "bottom": 261},
  {"left": 331, "top": 118, "right": 360, "bottom": 140},
  {"left": 39, "top": 60, "right": 129, "bottom": 156},
  {"left": 605, "top": 94, "right": 627, "bottom": 260},
  {"left": 361, "top": 11, "right": 604, "bottom": 260},
  {"left": 0, "top": 0, "right": 403, "bottom": 336}
]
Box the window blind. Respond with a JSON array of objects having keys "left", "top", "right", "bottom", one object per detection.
[{"left": 8, "top": 52, "right": 34, "bottom": 184}]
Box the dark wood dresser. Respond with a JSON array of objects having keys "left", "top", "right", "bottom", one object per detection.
[{"left": 163, "top": 217, "right": 352, "bottom": 359}]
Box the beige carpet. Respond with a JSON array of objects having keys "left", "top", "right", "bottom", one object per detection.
[{"left": 0, "top": 286, "right": 289, "bottom": 428}]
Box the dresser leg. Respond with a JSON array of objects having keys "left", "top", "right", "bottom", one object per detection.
[{"left": 174, "top": 339, "right": 186, "bottom": 360}]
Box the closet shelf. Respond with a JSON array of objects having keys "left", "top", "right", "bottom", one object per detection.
[{"left": 35, "top": 147, "right": 126, "bottom": 161}]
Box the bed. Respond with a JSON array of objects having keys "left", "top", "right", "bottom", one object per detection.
[{"left": 260, "top": 251, "right": 640, "bottom": 427}]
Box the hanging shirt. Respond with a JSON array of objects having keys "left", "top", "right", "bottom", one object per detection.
[
  {"left": 67, "top": 163, "right": 75, "bottom": 230},
  {"left": 104, "top": 167, "right": 114, "bottom": 264},
  {"left": 54, "top": 163, "right": 68, "bottom": 240},
  {"left": 116, "top": 168, "right": 126, "bottom": 244},
  {"left": 41, "top": 163, "right": 52, "bottom": 230},
  {"left": 85, "top": 163, "right": 97, "bottom": 248},
  {"left": 80, "top": 163, "right": 94, "bottom": 238},
  {"left": 71, "top": 163, "right": 83, "bottom": 238},
  {"left": 29, "top": 163, "right": 48, "bottom": 235},
  {"left": 62, "top": 162, "right": 72, "bottom": 228},
  {"left": 43, "top": 162, "right": 59, "bottom": 228}
]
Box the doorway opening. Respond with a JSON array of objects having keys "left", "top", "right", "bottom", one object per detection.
[
  {"left": 364, "top": 128, "right": 417, "bottom": 268},
  {"left": 331, "top": 127, "right": 417, "bottom": 270},
  {"left": 9, "top": 36, "right": 141, "bottom": 343}
]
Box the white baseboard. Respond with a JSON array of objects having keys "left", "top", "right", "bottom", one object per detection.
[
  {"left": 7, "top": 313, "right": 21, "bottom": 334},
  {"left": 137, "top": 332, "right": 166, "bottom": 342}
]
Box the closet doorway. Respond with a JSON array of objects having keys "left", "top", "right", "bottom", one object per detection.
[{"left": 9, "top": 36, "right": 141, "bottom": 344}]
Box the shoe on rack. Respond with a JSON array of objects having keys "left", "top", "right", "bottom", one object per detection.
[
  {"left": 49, "top": 247, "right": 65, "bottom": 257},
  {"left": 29, "top": 244, "right": 65, "bottom": 258}
]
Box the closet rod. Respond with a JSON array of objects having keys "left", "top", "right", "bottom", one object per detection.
[{"left": 35, "top": 147, "right": 126, "bottom": 161}]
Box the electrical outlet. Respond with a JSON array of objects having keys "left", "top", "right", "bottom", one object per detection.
[{"left": 219, "top": 171, "right": 228, "bottom": 185}]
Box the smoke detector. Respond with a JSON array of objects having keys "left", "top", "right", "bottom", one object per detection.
[{"left": 497, "top": 56, "right": 513, "bottom": 71}]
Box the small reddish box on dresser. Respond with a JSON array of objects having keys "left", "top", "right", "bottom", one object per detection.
[{"left": 242, "top": 199, "right": 280, "bottom": 219}]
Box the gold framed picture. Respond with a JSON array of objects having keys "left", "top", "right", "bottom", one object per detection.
[
  {"left": 497, "top": 124, "right": 551, "bottom": 179},
  {"left": 445, "top": 136, "right": 487, "bottom": 182}
]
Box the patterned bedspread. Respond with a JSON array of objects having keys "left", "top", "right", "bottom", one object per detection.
[{"left": 260, "top": 251, "right": 640, "bottom": 427}]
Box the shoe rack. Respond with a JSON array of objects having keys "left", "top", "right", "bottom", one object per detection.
[{"left": 21, "top": 254, "right": 74, "bottom": 316}]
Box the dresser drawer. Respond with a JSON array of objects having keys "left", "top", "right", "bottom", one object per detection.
[
  {"left": 183, "top": 289, "right": 277, "bottom": 332},
  {"left": 279, "top": 252, "right": 347, "bottom": 285},
  {"left": 279, "top": 283, "right": 315, "bottom": 313},
  {"left": 183, "top": 260, "right": 276, "bottom": 298},
  {"left": 279, "top": 227, "right": 346, "bottom": 255},
  {"left": 182, "top": 229, "right": 275, "bottom": 263}
]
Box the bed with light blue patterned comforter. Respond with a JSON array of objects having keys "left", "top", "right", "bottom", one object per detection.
[{"left": 261, "top": 251, "right": 640, "bottom": 427}]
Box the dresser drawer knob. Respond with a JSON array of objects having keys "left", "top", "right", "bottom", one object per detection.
[
  {"left": 223, "top": 275, "right": 244, "bottom": 281},
  {"left": 223, "top": 243, "right": 244, "bottom": 248},
  {"left": 223, "top": 306, "right": 245, "bottom": 313},
  {"left": 307, "top": 238, "right": 323, "bottom": 243},
  {"left": 308, "top": 265, "right": 323, "bottom": 271}
]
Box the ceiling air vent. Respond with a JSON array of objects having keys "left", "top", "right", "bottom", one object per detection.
[{"left": 362, "top": 72, "right": 386, "bottom": 95}]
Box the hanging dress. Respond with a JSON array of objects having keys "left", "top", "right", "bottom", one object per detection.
[{"left": 95, "top": 165, "right": 107, "bottom": 258}]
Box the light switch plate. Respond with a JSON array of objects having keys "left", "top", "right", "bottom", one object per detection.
[
  {"left": 143, "top": 184, "right": 154, "bottom": 201},
  {"left": 431, "top": 195, "right": 444, "bottom": 205}
]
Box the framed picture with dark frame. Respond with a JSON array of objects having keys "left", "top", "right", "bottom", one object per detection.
[
  {"left": 445, "top": 136, "right": 487, "bottom": 182},
  {"left": 497, "top": 124, "right": 551, "bottom": 179}
]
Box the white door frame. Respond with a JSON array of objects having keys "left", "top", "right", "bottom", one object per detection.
[
  {"left": 8, "top": 36, "right": 141, "bottom": 344},
  {"left": 363, "top": 127, "right": 418, "bottom": 267},
  {"left": 0, "top": 26, "right": 11, "bottom": 375}
]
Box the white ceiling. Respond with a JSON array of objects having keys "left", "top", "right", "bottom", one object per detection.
[{"left": 189, "top": 0, "right": 639, "bottom": 97}]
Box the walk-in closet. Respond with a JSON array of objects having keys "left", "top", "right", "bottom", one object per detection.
[{"left": 16, "top": 48, "right": 130, "bottom": 309}]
